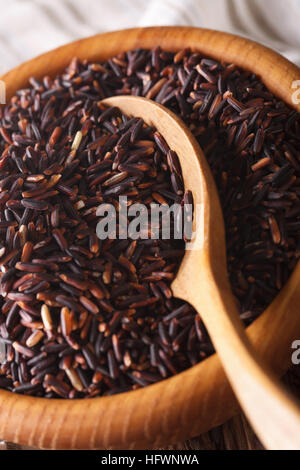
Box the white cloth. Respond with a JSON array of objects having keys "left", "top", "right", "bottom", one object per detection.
[{"left": 0, "top": 0, "right": 300, "bottom": 75}]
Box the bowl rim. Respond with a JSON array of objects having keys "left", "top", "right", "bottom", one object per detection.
[{"left": 0, "top": 26, "right": 300, "bottom": 449}]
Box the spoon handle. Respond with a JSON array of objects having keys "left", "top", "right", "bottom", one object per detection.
[{"left": 192, "top": 272, "right": 300, "bottom": 450}]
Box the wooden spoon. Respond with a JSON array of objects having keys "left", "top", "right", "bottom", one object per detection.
[{"left": 102, "top": 95, "right": 300, "bottom": 450}]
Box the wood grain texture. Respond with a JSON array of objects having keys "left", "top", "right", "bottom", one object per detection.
[
  {"left": 2, "top": 368, "right": 299, "bottom": 450},
  {"left": 0, "top": 27, "right": 300, "bottom": 450}
]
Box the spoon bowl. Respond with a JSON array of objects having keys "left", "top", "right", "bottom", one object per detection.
[{"left": 102, "top": 95, "right": 300, "bottom": 450}]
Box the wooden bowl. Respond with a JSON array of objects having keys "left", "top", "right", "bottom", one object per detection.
[{"left": 1, "top": 26, "right": 300, "bottom": 450}]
